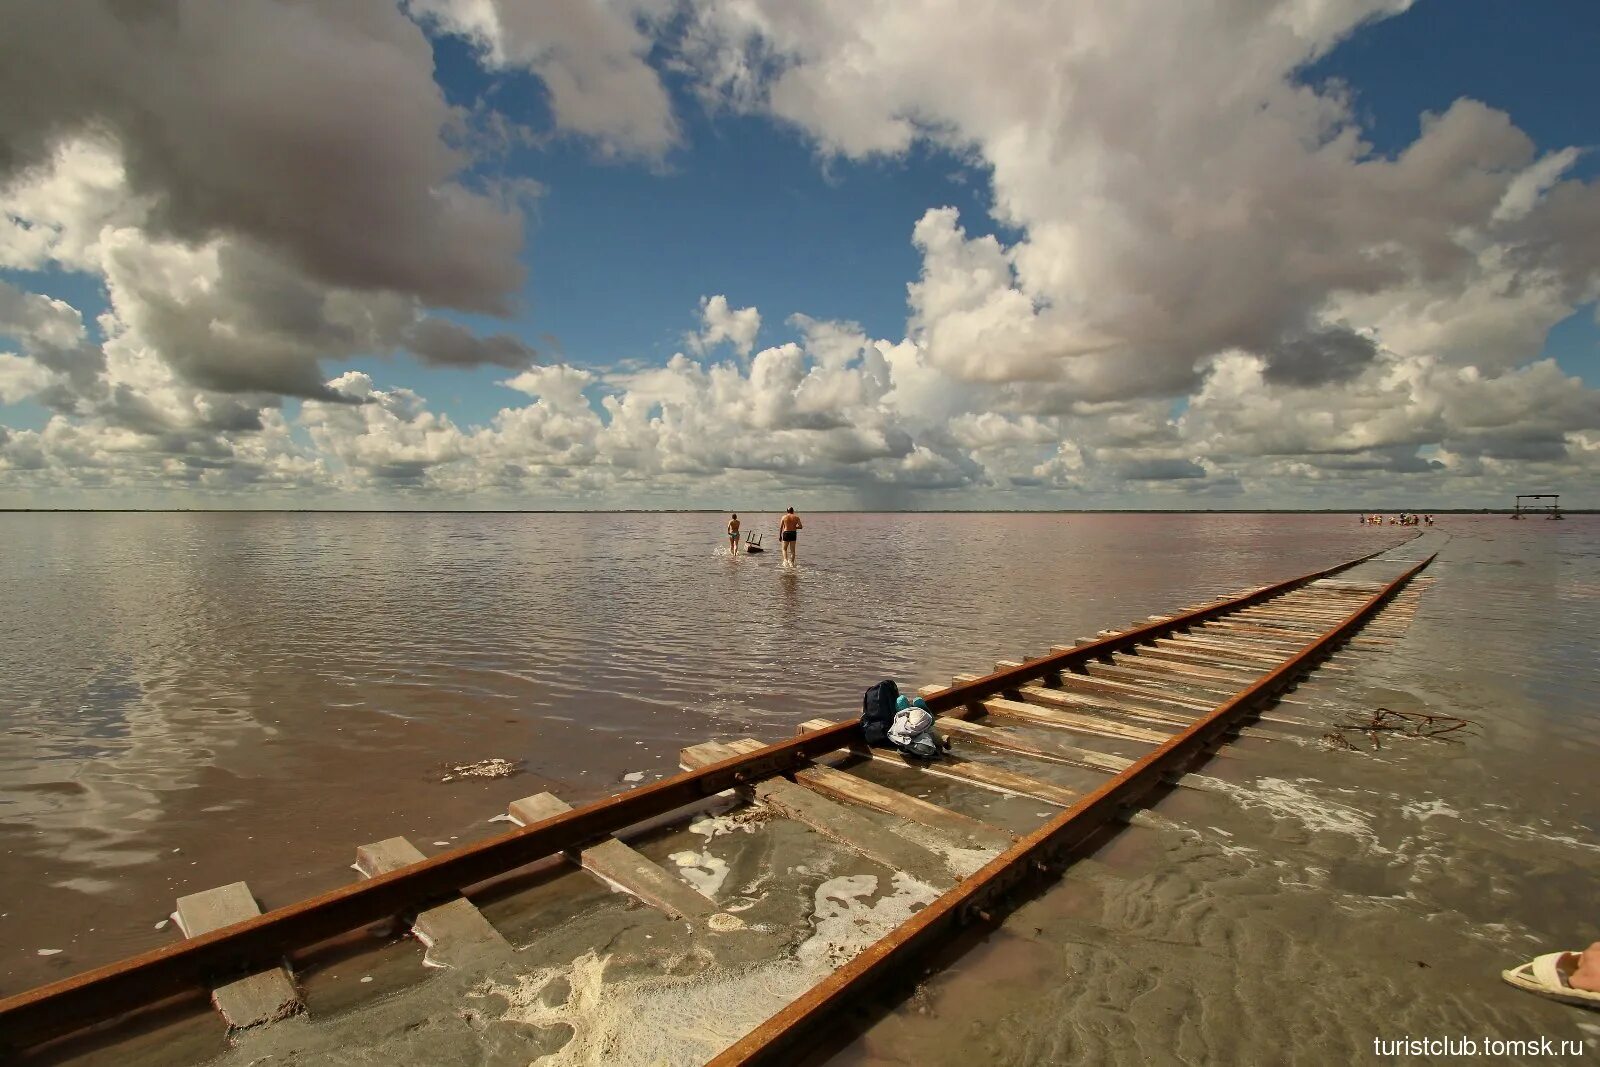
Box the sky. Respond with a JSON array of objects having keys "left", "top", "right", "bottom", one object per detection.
[{"left": 1, "top": 0, "right": 1598, "bottom": 510}]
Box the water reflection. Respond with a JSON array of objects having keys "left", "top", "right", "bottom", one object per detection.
[
  {"left": 3, "top": 512, "right": 1590, "bottom": 990},
  {"left": 778, "top": 567, "right": 800, "bottom": 611},
  {"left": 0, "top": 511, "right": 1409, "bottom": 865}
]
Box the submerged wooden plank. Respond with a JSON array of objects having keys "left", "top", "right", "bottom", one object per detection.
[
  {"left": 1243, "top": 602, "right": 1355, "bottom": 618},
  {"left": 1082, "top": 661, "right": 1235, "bottom": 699},
  {"left": 1154, "top": 636, "right": 1285, "bottom": 665},
  {"left": 1048, "top": 671, "right": 1218, "bottom": 713},
  {"left": 1013, "top": 682, "right": 1201, "bottom": 727},
  {"left": 1227, "top": 614, "right": 1348, "bottom": 634},
  {"left": 971, "top": 661, "right": 1223, "bottom": 718},
  {"left": 1057, "top": 641, "right": 1258, "bottom": 679},
  {"left": 681, "top": 741, "right": 956, "bottom": 889},
  {"left": 1126, "top": 645, "right": 1271, "bottom": 673},
  {"left": 920, "top": 685, "right": 1239, "bottom": 776},
  {"left": 960, "top": 673, "right": 1290, "bottom": 735},
  {"left": 508, "top": 793, "right": 716, "bottom": 920},
  {"left": 960, "top": 670, "right": 1118, "bottom": 709},
  {"left": 981, "top": 697, "right": 1173, "bottom": 744},
  {"left": 1095, "top": 652, "right": 1259, "bottom": 687},
  {"left": 1166, "top": 629, "right": 1293, "bottom": 653},
  {"left": 1005, "top": 692, "right": 1273, "bottom": 752},
  {"left": 1123, "top": 642, "right": 1348, "bottom": 683},
  {"left": 1249, "top": 613, "right": 1408, "bottom": 637},
  {"left": 1075, "top": 668, "right": 1312, "bottom": 735},
  {"left": 791, "top": 722, "right": 1183, "bottom": 834},
  {"left": 793, "top": 726, "right": 1081, "bottom": 809},
  {"left": 1244, "top": 609, "right": 1380, "bottom": 630},
  {"left": 1227, "top": 624, "right": 1405, "bottom": 652},
  {"left": 1240, "top": 599, "right": 1363, "bottom": 616},
  {"left": 1191, "top": 626, "right": 1307, "bottom": 649},
  {"left": 1266, "top": 592, "right": 1399, "bottom": 608},
  {"left": 174, "top": 883, "right": 303, "bottom": 1031},
  {"left": 795, "top": 720, "right": 1083, "bottom": 807},
  {"left": 354, "top": 837, "right": 511, "bottom": 966},
  {"left": 1215, "top": 611, "right": 1328, "bottom": 630},
  {"left": 722, "top": 738, "right": 1014, "bottom": 850},
  {"left": 1207, "top": 622, "right": 1398, "bottom": 651},
  {"left": 938, "top": 717, "right": 1132, "bottom": 775},
  {"left": 1202, "top": 620, "right": 1323, "bottom": 641}
]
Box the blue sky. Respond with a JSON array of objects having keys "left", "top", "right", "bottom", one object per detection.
[
  {"left": 375, "top": 0, "right": 1599, "bottom": 413},
  {"left": 2, "top": 34, "right": 998, "bottom": 433},
  {"left": 2, "top": 0, "right": 1597, "bottom": 507},
  {"left": 333, "top": 29, "right": 1006, "bottom": 430},
  {"left": 1308, "top": 0, "right": 1599, "bottom": 169},
  {"left": 1305, "top": 0, "right": 1600, "bottom": 392},
  {"left": 9, "top": 0, "right": 1598, "bottom": 440}
]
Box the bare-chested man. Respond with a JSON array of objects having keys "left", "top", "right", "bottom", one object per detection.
[
  {"left": 726, "top": 513, "right": 741, "bottom": 555},
  {"left": 778, "top": 507, "right": 803, "bottom": 565}
]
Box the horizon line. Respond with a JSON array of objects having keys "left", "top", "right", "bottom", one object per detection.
[{"left": 1, "top": 508, "right": 1591, "bottom": 516}]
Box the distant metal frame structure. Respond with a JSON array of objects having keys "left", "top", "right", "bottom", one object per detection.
[{"left": 1511, "top": 493, "right": 1562, "bottom": 519}]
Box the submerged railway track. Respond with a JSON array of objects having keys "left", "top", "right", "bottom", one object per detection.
[{"left": 1, "top": 539, "right": 1434, "bottom": 1064}]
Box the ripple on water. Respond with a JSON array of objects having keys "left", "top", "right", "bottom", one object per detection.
[{"left": 0, "top": 514, "right": 1595, "bottom": 1005}]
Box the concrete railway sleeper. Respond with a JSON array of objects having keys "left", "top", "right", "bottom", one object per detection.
[{"left": 0, "top": 537, "right": 1431, "bottom": 1063}]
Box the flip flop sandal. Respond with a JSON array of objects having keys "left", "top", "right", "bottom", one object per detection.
[{"left": 1502, "top": 952, "right": 1600, "bottom": 1011}]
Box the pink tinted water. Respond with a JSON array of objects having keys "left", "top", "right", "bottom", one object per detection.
[{"left": 0, "top": 513, "right": 1569, "bottom": 1001}]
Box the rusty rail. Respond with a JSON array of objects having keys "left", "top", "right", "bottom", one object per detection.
[
  {"left": 0, "top": 736, "right": 853, "bottom": 1049},
  {"left": 708, "top": 551, "right": 1436, "bottom": 1066},
  {"left": 0, "top": 537, "right": 1416, "bottom": 1052},
  {"left": 921, "top": 536, "right": 1413, "bottom": 717}
]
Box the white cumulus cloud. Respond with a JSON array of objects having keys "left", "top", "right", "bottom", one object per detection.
[{"left": 688, "top": 295, "right": 762, "bottom": 357}]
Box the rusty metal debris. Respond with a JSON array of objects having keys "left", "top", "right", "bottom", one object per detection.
[{"left": 1322, "top": 707, "right": 1478, "bottom": 751}]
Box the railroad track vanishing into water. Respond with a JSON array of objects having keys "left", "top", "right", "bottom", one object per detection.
[{"left": 1, "top": 539, "right": 1434, "bottom": 1065}]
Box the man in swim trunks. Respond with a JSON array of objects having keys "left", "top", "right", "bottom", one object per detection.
[
  {"left": 727, "top": 513, "right": 741, "bottom": 555},
  {"left": 778, "top": 507, "right": 803, "bottom": 565}
]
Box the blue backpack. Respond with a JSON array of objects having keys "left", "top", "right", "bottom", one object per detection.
[{"left": 861, "top": 679, "right": 900, "bottom": 745}]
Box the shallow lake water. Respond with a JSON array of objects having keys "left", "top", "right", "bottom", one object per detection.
[
  {"left": 828, "top": 518, "right": 1600, "bottom": 1065},
  {"left": 1, "top": 512, "right": 1594, "bottom": 1061}
]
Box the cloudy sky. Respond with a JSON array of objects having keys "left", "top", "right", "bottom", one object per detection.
[{"left": 2, "top": 0, "right": 1597, "bottom": 509}]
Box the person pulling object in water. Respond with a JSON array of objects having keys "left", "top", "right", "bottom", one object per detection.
[
  {"left": 778, "top": 506, "right": 803, "bottom": 566},
  {"left": 726, "top": 513, "right": 741, "bottom": 556}
]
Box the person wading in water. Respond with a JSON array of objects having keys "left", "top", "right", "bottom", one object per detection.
[
  {"left": 778, "top": 507, "right": 803, "bottom": 566},
  {"left": 727, "top": 513, "right": 741, "bottom": 556}
]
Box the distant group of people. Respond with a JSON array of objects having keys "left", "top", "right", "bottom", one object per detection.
[
  {"left": 1360, "top": 513, "right": 1433, "bottom": 526},
  {"left": 726, "top": 508, "right": 804, "bottom": 565}
]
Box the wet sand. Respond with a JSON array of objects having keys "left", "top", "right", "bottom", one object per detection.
[{"left": 3, "top": 514, "right": 1595, "bottom": 1064}]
